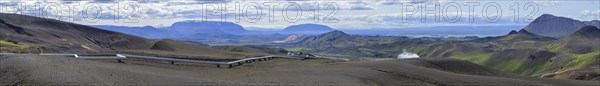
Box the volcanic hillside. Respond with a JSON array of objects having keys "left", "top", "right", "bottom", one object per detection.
[
  {"left": 556, "top": 26, "right": 600, "bottom": 54},
  {"left": 114, "top": 39, "right": 250, "bottom": 60},
  {"left": 0, "top": 13, "right": 153, "bottom": 53},
  {"left": 523, "top": 14, "right": 600, "bottom": 38}
]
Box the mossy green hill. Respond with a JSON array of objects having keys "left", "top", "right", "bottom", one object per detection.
[{"left": 294, "top": 26, "right": 599, "bottom": 80}]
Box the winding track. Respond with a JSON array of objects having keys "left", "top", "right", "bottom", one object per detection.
[{"left": 34, "top": 53, "right": 349, "bottom": 68}]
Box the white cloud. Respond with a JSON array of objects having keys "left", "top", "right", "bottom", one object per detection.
[
  {"left": 578, "top": 10, "right": 600, "bottom": 20},
  {"left": 0, "top": 0, "right": 592, "bottom": 29},
  {"left": 532, "top": 0, "right": 559, "bottom": 7}
]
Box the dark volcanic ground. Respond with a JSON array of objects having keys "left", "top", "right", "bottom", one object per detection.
[{"left": 1, "top": 54, "right": 598, "bottom": 86}]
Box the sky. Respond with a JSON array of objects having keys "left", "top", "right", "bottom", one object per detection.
[{"left": 0, "top": 0, "right": 598, "bottom": 30}]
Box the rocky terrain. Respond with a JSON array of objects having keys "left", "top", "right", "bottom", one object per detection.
[
  {"left": 523, "top": 14, "right": 600, "bottom": 38},
  {"left": 1, "top": 54, "right": 598, "bottom": 85},
  {"left": 288, "top": 14, "right": 600, "bottom": 80},
  {"left": 0, "top": 13, "right": 153, "bottom": 53},
  {"left": 0, "top": 13, "right": 284, "bottom": 60},
  {"left": 0, "top": 12, "right": 598, "bottom": 86}
]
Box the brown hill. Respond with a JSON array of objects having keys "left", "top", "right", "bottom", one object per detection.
[
  {"left": 568, "top": 26, "right": 600, "bottom": 39},
  {"left": 397, "top": 58, "right": 501, "bottom": 76},
  {"left": 474, "top": 29, "right": 555, "bottom": 42},
  {"left": 0, "top": 13, "right": 153, "bottom": 53},
  {"left": 0, "top": 13, "right": 262, "bottom": 60},
  {"left": 213, "top": 45, "right": 288, "bottom": 56},
  {"left": 557, "top": 26, "right": 600, "bottom": 54},
  {"left": 273, "top": 34, "right": 305, "bottom": 43},
  {"left": 128, "top": 39, "right": 249, "bottom": 60},
  {"left": 523, "top": 14, "right": 586, "bottom": 37}
]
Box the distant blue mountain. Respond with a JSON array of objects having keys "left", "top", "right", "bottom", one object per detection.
[
  {"left": 584, "top": 20, "right": 600, "bottom": 28},
  {"left": 280, "top": 23, "right": 335, "bottom": 34},
  {"left": 93, "top": 25, "right": 178, "bottom": 38},
  {"left": 523, "top": 14, "right": 600, "bottom": 38},
  {"left": 94, "top": 21, "right": 247, "bottom": 38},
  {"left": 168, "top": 20, "right": 246, "bottom": 34},
  {"left": 340, "top": 25, "right": 524, "bottom": 37}
]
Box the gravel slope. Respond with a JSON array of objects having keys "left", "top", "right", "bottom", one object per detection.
[
  {"left": 1, "top": 55, "right": 598, "bottom": 86},
  {"left": 0, "top": 55, "right": 217, "bottom": 85}
]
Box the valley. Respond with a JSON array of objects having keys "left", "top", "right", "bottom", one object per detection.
[
  {"left": 0, "top": 3, "right": 598, "bottom": 86},
  {"left": 283, "top": 14, "right": 600, "bottom": 81}
]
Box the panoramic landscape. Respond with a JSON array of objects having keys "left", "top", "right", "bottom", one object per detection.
[{"left": 0, "top": 0, "right": 599, "bottom": 86}]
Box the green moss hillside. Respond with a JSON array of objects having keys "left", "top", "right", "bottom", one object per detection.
[{"left": 0, "top": 40, "right": 30, "bottom": 49}]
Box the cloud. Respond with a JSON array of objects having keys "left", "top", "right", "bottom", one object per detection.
[
  {"left": 407, "top": 0, "right": 453, "bottom": 4},
  {"left": 409, "top": 0, "right": 429, "bottom": 4},
  {"left": 194, "top": 0, "right": 232, "bottom": 3},
  {"left": 578, "top": 10, "right": 600, "bottom": 20},
  {"left": 377, "top": 1, "right": 404, "bottom": 5},
  {"left": 92, "top": 0, "right": 115, "bottom": 3},
  {"left": 345, "top": 1, "right": 375, "bottom": 10},
  {"left": 135, "top": 0, "right": 162, "bottom": 3},
  {"left": 3, "top": 0, "right": 377, "bottom": 20},
  {"left": 532, "top": 0, "right": 560, "bottom": 7},
  {"left": 333, "top": 11, "right": 526, "bottom": 29},
  {"left": 0, "top": 0, "right": 565, "bottom": 29},
  {"left": 349, "top": 6, "right": 374, "bottom": 10}
]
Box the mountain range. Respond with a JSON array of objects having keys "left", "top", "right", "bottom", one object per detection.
[
  {"left": 523, "top": 14, "right": 600, "bottom": 38},
  {"left": 0, "top": 11, "right": 598, "bottom": 82},
  {"left": 0, "top": 13, "right": 285, "bottom": 60},
  {"left": 93, "top": 25, "right": 177, "bottom": 38},
  {"left": 557, "top": 26, "right": 600, "bottom": 54},
  {"left": 90, "top": 14, "right": 600, "bottom": 45},
  {"left": 169, "top": 20, "right": 246, "bottom": 34},
  {"left": 288, "top": 14, "right": 600, "bottom": 80},
  {"left": 279, "top": 23, "right": 336, "bottom": 34},
  {"left": 294, "top": 30, "right": 406, "bottom": 58},
  {"left": 94, "top": 20, "right": 247, "bottom": 38},
  {"left": 95, "top": 23, "right": 336, "bottom": 38},
  {"left": 94, "top": 22, "right": 337, "bottom": 45},
  {"left": 293, "top": 25, "right": 599, "bottom": 80}
]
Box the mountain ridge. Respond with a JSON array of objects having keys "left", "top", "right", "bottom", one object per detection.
[
  {"left": 94, "top": 20, "right": 247, "bottom": 38},
  {"left": 169, "top": 20, "right": 246, "bottom": 34},
  {"left": 0, "top": 13, "right": 153, "bottom": 53},
  {"left": 280, "top": 23, "right": 335, "bottom": 34},
  {"left": 557, "top": 26, "right": 600, "bottom": 54},
  {"left": 523, "top": 14, "right": 600, "bottom": 38}
]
